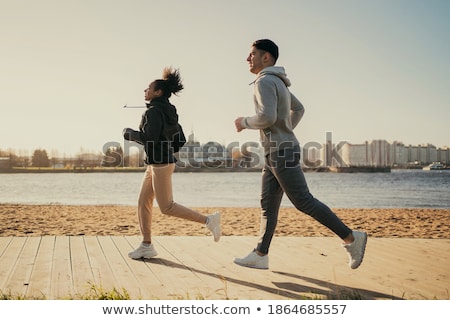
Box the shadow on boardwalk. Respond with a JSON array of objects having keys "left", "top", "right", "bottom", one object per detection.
[{"left": 145, "top": 257, "right": 401, "bottom": 300}]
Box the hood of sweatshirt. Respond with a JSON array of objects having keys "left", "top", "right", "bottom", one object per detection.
[
  {"left": 257, "top": 66, "right": 291, "bottom": 87},
  {"left": 146, "top": 97, "right": 179, "bottom": 125}
]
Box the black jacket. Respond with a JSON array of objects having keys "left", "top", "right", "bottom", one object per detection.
[{"left": 137, "top": 97, "right": 180, "bottom": 164}]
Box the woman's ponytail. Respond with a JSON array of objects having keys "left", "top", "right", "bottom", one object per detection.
[{"left": 154, "top": 67, "right": 184, "bottom": 98}]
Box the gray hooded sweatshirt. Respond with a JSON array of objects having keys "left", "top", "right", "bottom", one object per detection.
[{"left": 242, "top": 66, "right": 305, "bottom": 155}]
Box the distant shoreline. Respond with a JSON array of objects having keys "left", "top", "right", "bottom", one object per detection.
[
  {"left": 0, "top": 165, "right": 403, "bottom": 174},
  {"left": 0, "top": 166, "right": 261, "bottom": 174}
]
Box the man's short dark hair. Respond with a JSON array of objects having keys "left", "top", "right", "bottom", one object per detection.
[{"left": 252, "top": 39, "right": 279, "bottom": 62}]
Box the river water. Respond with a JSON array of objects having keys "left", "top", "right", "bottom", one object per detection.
[{"left": 0, "top": 170, "right": 449, "bottom": 208}]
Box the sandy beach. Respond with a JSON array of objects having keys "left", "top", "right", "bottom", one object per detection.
[{"left": 1, "top": 204, "right": 449, "bottom": 238}]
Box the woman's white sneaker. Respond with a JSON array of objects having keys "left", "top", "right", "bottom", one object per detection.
[
  {"left": 206, "top": 212, "right": 221, "bottom": 242},
  {"left": 128, "top": 243, "right": 158, "bottom": 260}
]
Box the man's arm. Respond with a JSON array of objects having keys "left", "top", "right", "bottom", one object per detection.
[
  {"left": 290, "top": 92, "right": 304, "bottom": 129},
  {"left": 235, "top": 79, "right": 277, "bottom": 131}
]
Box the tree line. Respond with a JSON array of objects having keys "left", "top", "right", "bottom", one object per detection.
[{"left": 0, "top": 144, "right": 145, "bottom": 168}]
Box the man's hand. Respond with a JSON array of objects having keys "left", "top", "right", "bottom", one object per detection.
[{"left": 234, "top": 117, "right": 245, "bottom": 132}]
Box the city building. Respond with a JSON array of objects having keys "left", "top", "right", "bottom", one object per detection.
[{"left": 339, "top": 141, "right": 448, "bottom": 167}]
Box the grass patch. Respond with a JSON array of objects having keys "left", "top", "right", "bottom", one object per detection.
[
  {"left": 3, "top": 281, "right": 441, "bottom": 300},
  {"left": 0, "top": 283, "right": 132, "bottom": 300},
  {"left": 71, "top": 282, "right": 131, "bottom": 300}
]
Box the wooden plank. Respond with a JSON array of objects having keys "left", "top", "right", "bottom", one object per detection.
[
  {"left": 184, "top": 236, "right": 350, "bottom": 300},
  {"left": 124, "top": 236, "right": 243, "bottom": 299},
  {"left": 122, "top": 236, "right": 207, "bottom": 299},
  {"left": 96, "top": 236, "right": 144, "bottom": 299},
  {"left": 112, "top": 236, "right": 166, "bottom": 299},
  {"left": 138, "top": 237, "right": 210, "bottom": 299},
  {"left": 272, "top": 236, "right": 344, "bottom": 272},
  {"left": 267, "top": 237, "right": 350, "bottom": 299},
  {"left": 404, "top": 239, "right": 450, "bottom": 298},
  {"left": 4, "top": 237, "right": 41, "bottom": 297},
  {"left": 151, "top": 236, "right": 291, "bottom": 299},
  {"left": 83, "top": 236, "right": 118, "bottom": 291},
  {"left": 202, "top": 236, "right": 273, "bottom": 299},
  {"left": 153, "top": 236, "right": 233, "bottom": 299},
  {"left": 50, "top": 236, "right": 73, "bottom": 299},
  {"left": 26, "top": 236, "right": 55, "bottom": 299},
  {"left": 0, "top": 237, "right": 13, "bottom": 257},
  {"left": 0, "top": 237, "right": 27, "bottom": 293},
  {"left": 70, "top": 236, "right": 95, "bottom": 296},
  {"left": 348, "top": 238, "right": 450, "bottom": 300},
  {"left": 162, "top": 236, "right": 295, "bottom": 300}
]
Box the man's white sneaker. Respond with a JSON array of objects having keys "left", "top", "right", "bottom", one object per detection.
[
  {"left": 206, "top": 212, "right": 221, "bottom": 242},
  {"left": 234, "top": 250, "right": 269, "bottom": 269},
  {"left": 343, "top": 231, "right": 367, "bottom": 269},
  {"left": 128, "top": 243, "right": 158, "bottom": 260}
]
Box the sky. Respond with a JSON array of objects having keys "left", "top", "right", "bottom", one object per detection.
[{"left": 1, "top": 0, "right": 449, "bottom": 157}]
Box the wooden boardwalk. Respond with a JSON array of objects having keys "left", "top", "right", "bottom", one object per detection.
[{"left": 1, "top": 236, "right": 449, "bottom": 300}]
